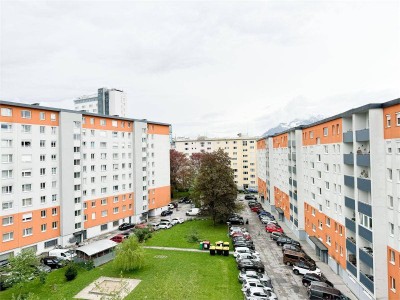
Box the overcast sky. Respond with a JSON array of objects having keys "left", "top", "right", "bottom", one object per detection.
[{"left": 1, "top": 1, "right": 399, "bottom": 138}]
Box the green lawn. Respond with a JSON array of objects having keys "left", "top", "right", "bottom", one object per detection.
[
  {"left": 145, "top": 219, "right": 230, "bottom": 249},
  {"left": 1, "top": 220, "right": 241, "bottom": 299},
  {"left": 0, "top": 249, "right": 242, "bottom": 300}
]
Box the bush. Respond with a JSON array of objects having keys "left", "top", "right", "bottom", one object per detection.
[
  {"left": 186, "top": 229, "right": 201, "bottom": 243},
  {"left": 64, "top": 264, "right": 78, "bottom": 281},
  {"left": 135, "top": 228, "right": 152, "bottom": 243}
]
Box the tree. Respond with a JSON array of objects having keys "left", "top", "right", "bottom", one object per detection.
[
  {"left": 170, "top": 149, "right": 192, "bottom": 192},
  {"left": 113, "top": 236, "right": 145, "bottom": 272},
  {"left": 6, "top": 249, "right": 45, "bottom": 296},
  {"left": 192, "top": 149, "right": 238, "bottom": 225}
]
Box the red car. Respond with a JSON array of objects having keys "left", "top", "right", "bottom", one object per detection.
[
  {"left": 265, "top": 223, "right": 284, "bottom": 233},
  {"left": 110, "top": 234, "right": 127, "bottom": 243},
  {"left": 251, "top": 206, "right": 263, "bottom": 212}
]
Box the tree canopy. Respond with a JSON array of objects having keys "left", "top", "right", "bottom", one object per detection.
[
  {"left": 113, "top": 236, "right": 145, "bottom": 272},
  {"left": 191, "top": 149, "right": 238, "bottom": 225}
]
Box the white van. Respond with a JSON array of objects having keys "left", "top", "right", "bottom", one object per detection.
[
  {"left": 48, "top": 249, "right": 76, "bottom": 261},
  {"left": 186, "top": 208, "right": 200, "bottom": 216}
]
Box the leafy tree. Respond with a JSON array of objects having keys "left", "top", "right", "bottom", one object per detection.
[
  {"left": 114, "top": 236, "right": 145, "bottom": 272},
  {"left": 192, "top": 149, "right": 238, "bottom": 225},
  {"left": 170, "top": 149, "right": 192, "bottom": 192},
  {"left": 134, "top": 228, "right": 152, "bottom": 243},
  {"left": 6, "top": 250, "right": 45, "bottom": 296},
  {"left": 64, "top": 263, "right": 78, "bottom": 281}
]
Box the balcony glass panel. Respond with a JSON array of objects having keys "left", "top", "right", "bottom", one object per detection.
[
  {"left": 345, "top": 217, "right": 356, "bottom": 232},
  {"left": 356, "top": 129, "right": 370, "bottom": 142},
  {"left": 344, "top": 175, "right": 355, "bottom": 188},
  {"left": 346, "top": 260, "right": 357, "bottom": 277},
  {"left": 343, "top": 131, "right": 353, "bottom": 143},
  {"left": 360, "top": 272, "right": 374, "bottom": 293},
  {"left": 345, "top": 196, "right": 356, "bottom": 209},
  {"left": 359, "top": 248, "right": 373, "bottom": 269},
  {"left": 358, "top": 225, "right": 373, "bottom": 243},
  {"left": 357, "top": 177, "right": 371, "bottom": 192},
  {"left": 356, "top": 154, "right": 370, "bottom": 167},
  {"left": 343, "top": 154, "right": 354, "bottom": 165}
]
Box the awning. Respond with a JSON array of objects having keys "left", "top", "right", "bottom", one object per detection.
[
  {"left": 308, "top": 236, "right": 328, "bottom": 251},
  {"left": 76, "top": 239, "right": 118, "bottom": 256},
  {"left": 275, "top": 208, "right": 284, "bottom": 214}
]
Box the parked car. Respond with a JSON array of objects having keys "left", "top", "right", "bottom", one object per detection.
[
  {"left": 167, "top": 203, "right": 175, "bottom": 209},
  {"left": 110, "top": 234, "right": 127, "bottom": 243},
  {"left": 171, "top": 218, "right": 184, "bottom": 224},
  {"left": 248, "top": 201, "right": 258, "bottom": 207},
  {"left": 233, "top": 241, "right": 256, "bottom": 250},
  {"left": 307, "top": 284, "right": 349, "bottom": 300},
  {"left": 40, "top": 256, "right": 64, "bottom": 269},
  {"left": 48, "top": 249, "right": 76, "bottom": 261},
  {"left": 121, "top": 230, "right": 134, "bottom": 237},
  {"left": 118, "top": 223, "right": 135, "bottom": 231},
  {"left": 158, "top": 221, "right": 172, "bottom": 229},
  {"left": 161, "top": 210, "right": 173, "bottom": 216},
  {"left": 244, "top": 195, "right": 257, "bottom": 200},
  {"left": 186, "top": 208, "right": 200, "bottom": 216},
  {"left": 293, "top": 262, "right": 321, "bottom": 276},
  {"left": 282, "top": 244, "right": 303, "bottom": 253},
  {"left": 302, "top": 273, "right": 333, "bottom": 288},
  {"left": 276, "top": 236, "right": 301, "bottom": 247},
  {"left": 228, "top": 217, "right": 245, "bottom": 225},
  {"left": 270, "top": 232, "right": 285, "bottom": 241},
  {"left": 244, "top": 287, "right": 278, "bottom": 300},
  {"left": 234, "top": 247, "right": 259, "bottom": 258},
  {"left": 283, "top": 250, "right": 315, "bottom": 267},
  {"left": 149, "top": 222, "right": 160, "bottom": 231},
  {"left": 251, "top": 206, "right": 263, "bottom": 213},
  {"left": 237, "top": 259, "right": 265, "bottom": 273},
  {"left": 242, "top": 278, "right": 274, "bottom": 292},
  {"left": 236, "top": 253, "right": 261, "bottom": 263},
  {"left": 238, "top": 270, "right": 271, "bottom": 285},
  {"left": 265, "top": 224, "right": 284, "bottom": 233}
]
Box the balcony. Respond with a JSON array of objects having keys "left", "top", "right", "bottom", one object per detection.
[
  {"left": 290, "top": 215, "right": 293, "bottom": 222},
  {"left": 346, "top": 237, "right": 357, "bottom": 254},
  {"left": 293, "top": 206, "right": 298, "bottom": 214},
  {"left": 356, "top": 154, "right": 370, "bottom": 167},
  {"left": 290, "top": 203, "right": 293, "bottom": 210},
  {"left": 359, "top": 248, "right": 374, "bottom": 269},
  {"left": 293, "top": 167, "right": 296, "bottom": 174},
  {"left": 343, "top": 154, "right": 354, "bottom": 165},
  {"left": 293, "top": 180, "right": 297, "bottom": 187},
  {"left": 288, "top": 154, "right": 291, "bottom": 160},
  {"left": 288, "top": 166, "right": 292, "bottom": 173},
  {"left": 358, "top": 201, "right": 372, "bottom": 217},
  {"left": 343, "top": 131, "right": 353, "bottom": 143},
  {"left": 346, "top": 260, "right": 357, "bottom": 277},
  {"left": 294, "top": 193, "right": 297, "bottom": 201},
  {"left": 292, "top": 153, "right": 296, "bottom": 161},
  {"left": 344, "top": 175, "right": 355, "bottom": 188},
  {"left": 345, "top": 217, "right": 356, "bottom": 232},
  {"left": 345, "top": 196, "right": 356, "bottom": 210},
  {"left": 359, "top": 225, "right": 373, "bottom": 243},
  {"left": 289, "top": 178, "right": 292, "bottom": 185},
  {"left": 294, "top": 218, "right": 298, "bottom": 227},
  {"left": 357, "top": 177, "right": 371, "bottom": 192},
  {"left": 289, "top": 190, "right": 293, "bottom": 198},
  {"left": 360, "top": 272, "right": 374, "bottom": 294},
  {"left": 356, "top": 129, "right": 370, "bottom": 142},
  {"left": 291, "top": 140, "right": 296, "bottom": 147}
]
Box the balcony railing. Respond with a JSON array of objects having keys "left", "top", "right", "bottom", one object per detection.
[
  {"left": 345, "top": 217, "right": 356, "bottom": 232},
  {"left": 356, "top": 129, "right": 370, "bottom": 142},
  {"left": 359, "top": 248, "right": 374, "bottom": 269},
  {"left": 343, "top": 131, "right": 353, "bottom": 143},
  {"left": 345, "top": 196, "right": 355, "bottom": 210},
  {"left": 343, "top": 154, "right": 354, "bottom": 165},
  {"left": 359, "top": 225, "right": 373, "bottom": 243},
  {"left": 357, "top": 177, "right": 371, "bottom": 192},
  {"left": 358, "top": 201, "right": 372, "bottom": 217},
  {"left": 360, "top": 272, "right": 374, "bottom": 294},
  {"left": 346, "top": 260, "right": 357, "bottom": 277},
  {"left": 344, "top": 175, "right": 355, "bottom": 188},
  {"left": 346, "top": 238, "right": 357, "bottom": 254},
  {"left": 356, "top": 154, "right": 370, "bottom": 167}
]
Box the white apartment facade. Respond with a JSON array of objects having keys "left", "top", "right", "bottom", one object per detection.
[
  {"left": 173, "top": 136, "right": 258, "bottom": 190},
  {"left": 73, "top": 87, "right": 127, "bottom": 117},
  {"left": 0, "top": 101, "right": 170, "bottom": 259},
  {"left": 257, "top": 98, "right": 400, "bottom": 300}
]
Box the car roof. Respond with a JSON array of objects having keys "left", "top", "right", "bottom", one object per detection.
[{"left": 309, "top": 285, "right": 341, "bottom": 295}]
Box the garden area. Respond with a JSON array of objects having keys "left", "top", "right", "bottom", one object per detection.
[{"left": 0, "top": 220, "right": 242, "bottom": 299}]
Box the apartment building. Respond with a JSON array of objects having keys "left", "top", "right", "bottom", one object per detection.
[
  {"left": 0, "top": 100, "right": 170, "bottom": 259},
  {"left": 173, "top": 136, "right": 258, "bottom": 190},
  {"left": 73, "top": 87, "right": 127, "bottom": 117},
  {"left": 257, "top": 98, "right": 400, "bottom": 300}
]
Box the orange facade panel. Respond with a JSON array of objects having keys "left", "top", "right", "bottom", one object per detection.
[
  {"left": 0, "top": 105, "right": 60, "bottom": 126},
  {"left": 387, "top": 246, "right": 400, "bottom": 300},
  {"left": 1, "top": 206, "right": 61, "bottom": 252},
  {"left": 258, "top": 178, "right": 267, "bottom": 200},
  {"left": 257, "top": 139, "right": 266, "bottom": 150},
  {"left": 273, "top": 133, "right": 288, "bottom": 148},
  {"left": 147, "top": 124, "right": 170, "bottom": 135},
  {"left": 304, "top": 203, "right": 346, "bottom": 269},
  {"left": 82, "top": 115, "right": 133, "bottom": 132},
  {"left": 274, "top": 187, "right": 290, "bottom": 220},
  {"left": 148, "top": 186, "right": 171, "bottom": 209},
  {"left": 383, "top": 104, "right": 400, "bottom": 139},
  {"left": 302, "top": 118, "right": 343, "bottom": 146},
  {"left": 84, "top": 193, "right": 134, "bottom": 229}
]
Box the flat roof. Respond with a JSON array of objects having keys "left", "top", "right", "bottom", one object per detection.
[{"left": 76, "top": 239, "right": 118, "bottom": 256}]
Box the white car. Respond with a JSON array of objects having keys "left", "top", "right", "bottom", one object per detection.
[
  {"left": 171, "top": 218, "right": 184, "bottom": 225},
  {"left": 244, "top": 287, "right": 278, "bottom": 300},
  {"left": 238, "top": 270, "right": 272, "bottom": 285},
  {"left": 242, "top": 278, "right": 274, "bottom": 292},
  {"left": 158, "top": 222, "right": 172, "bottom": 229},
  {"left": 236, "top": 253, "right": 261, "bottom": 263},
  {"left": 242, "top": 280, "right": 274, "bottom": 292},
  {"left": 149, "top": 222, "right": 160, "bottom": 231},
  {"left": 293, "top": 262, "right": 321, "bottom": 276},
  {"left": 234, "top": 247, "right": 259, "bottom": 258},
  {"left": 167, "top": 203, "right": 175, "bottom": 209}
]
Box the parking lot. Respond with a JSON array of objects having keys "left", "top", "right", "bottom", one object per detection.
[{"left": 241, "top": 201, "right": 309, "bottom": 299}]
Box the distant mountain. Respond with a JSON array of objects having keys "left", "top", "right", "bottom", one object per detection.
[{"left": 262, "top": 115, "right": 324, "bottom": 137}]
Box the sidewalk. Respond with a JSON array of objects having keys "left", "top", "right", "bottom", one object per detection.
[{"left": 269, "top": 209, "right": 358, "bottom": 300}]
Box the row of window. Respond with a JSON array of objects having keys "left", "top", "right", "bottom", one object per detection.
[
  {"left": 82, "top": 129, "right": 132, "bottom": 138},
  {"left": 385, "top": 113, "right": 400, "bottom": 127},
  {"left": 1, "top": 167, "right": 57, "bottom": 179},
  {"left": 3, "top": 222, "right": 58, "bottom": 242},
  {"left": 1, "top": 123, "right": 58, "bottom": 134},
  {"left": 82, "top": 116, "right": 131, "bottom": 128},
  {"left": 2, "top": 195, "right": 58, "bottom": 210},
  {"left": 0, "top": 108, "right": 57, "bottom": 121}
]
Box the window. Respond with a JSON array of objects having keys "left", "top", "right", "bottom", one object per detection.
[
  {"left": 389, "top": 249, "right": 396, "bottom": 264},
  {"left": 389, "top": 222, "right": 395, "bottom": 236},
  {"left": 386, "top": 114, "right": 391, "bottom": 127},
  {"left": 100, "top": 119, "right": 106, "bottom": 126},
  {"left": 323, "top": 127, "right": 328, "bottom": 136},
  {"left": 41, "top": 210, "right": 46, "bottom": 218},
  {"left": 40, "top": 126, "right": 45, "bottom": 134},
  {"left": 391, "top": 277, "right": 396, "bottom": 292},
  {"left": 52, "top": 208, "right": 57, "bottom": 215},
  {"left": 2, "top": 170, "right": 12, "bottom": 179},
  {"left": 101, "top": 224, "right": 108, "bottom": 231},
  {"left": 2, "top": 216, "right": 13, "bottom": 226},
  {"left": 21, "top": 154, "right": 32, "bottom": 162},
  {"left": 52, "top": 221, "right": 58, "bottom": 229},
  {"left": 397, "top": 113, "right": 400, "bottom": 126},
  {"left": 21, "top": 141, "right": 32, "bottom": 148},
  {"left": 22, "top": 184, "right": 32, "bottom": 192},
  {"left": 40, "top": 196, "right": 46, "bottom": 203},
  {"left": 1, "top": 154, "right": 12, "bottom": 163},
  {"left": 50, "top": 113, "right": 56, "bottom": 121},
  {"left": 388, "top": 168, "right": 393, "bottom": 180},
  {"left": 113, "top": 207, "right": 119, "bottom": 214},
  {"left": 2, "top": 201, "right": 13, "bottom": 210},
  {"left": 326, "top": 217, "right": 331, "bottom": 227},
  {"left": 41, "top": 224, "right": 47, "bottom": 232},
  {"left": 21, "top": 110, "right": 31, "bottom": 119},
  {"left": 3, "top": 232, "right": 14, "bottom": 242},
  {"left": 23, "top": 227, "right": 33, "bottom": 236},
  {"left": 21, "top": 125, "right": 31, "bottom": 133},
  {"left": 39, "top": 112, "right": 46, "bottom": 120},
  {"left": 22, "top": 198, "right": 32, "bottom": 207},
  {"left": 388, "top": 195, "right": 394, "bottom": 208},
  {"left": 22, "top": 213, "right": 32, "bottom": 222},
  {"left": 1, "top": 108, "right": 12, "bottom": 116},
  {"left": 326, "top": 235, "right": 331, "bottom": 245},
  {"left": 359, "top": 213, "right": 372, "bottom": 230}
]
